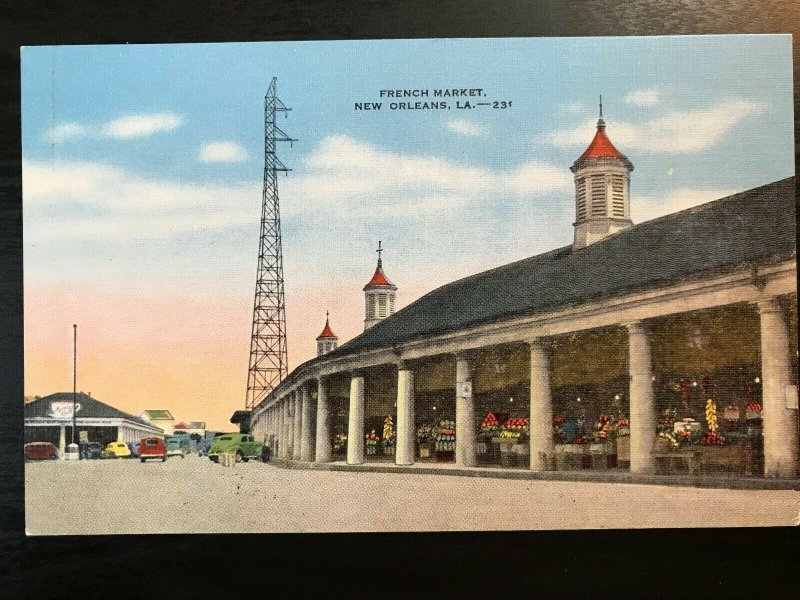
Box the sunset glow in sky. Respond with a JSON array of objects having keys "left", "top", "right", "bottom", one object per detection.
[{"left": 22, "top": 36, "right": 794, "bottom": 429}]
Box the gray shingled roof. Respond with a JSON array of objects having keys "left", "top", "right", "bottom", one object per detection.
[
  {"left": 25, "top": 392, "right": 153, "bottom": 426},
  {"left": 328, "top": 177, "right": 796, "bottom": 359}
]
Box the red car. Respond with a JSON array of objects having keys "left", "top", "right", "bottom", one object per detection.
[
  {"left": 24, "top": 442, "right": 58, "bottom": 461},
  {"left": 138, "top": 437, "right": 167, "bottom": 462}
]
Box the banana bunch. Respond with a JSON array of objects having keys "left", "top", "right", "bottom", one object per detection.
[{"left": 705, "top": 399, "right": 718, "bottom": 433}]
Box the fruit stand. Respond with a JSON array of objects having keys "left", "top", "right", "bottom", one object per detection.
[
  {"left": 435, "top": 418, "right": 456, "bottom": 462},
  {"left": 478, "top": 411, "right": 500, "bottom": 457},
  {"left": 417, "top": 424, "right": 434, "bottom": 459},
  {"left": 492, "top": 417, "right": 528, "bottom": 468}
]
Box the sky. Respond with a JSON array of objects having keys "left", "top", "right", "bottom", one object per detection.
[{"left": 21, "top": 36, "right": 795, "bottom": 430}]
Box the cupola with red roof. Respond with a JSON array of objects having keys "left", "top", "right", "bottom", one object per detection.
[
  {"left": 316, "top": 311, "right": 338, "bottom": 356},
  {"left": 363, "top": 241, "right": 397, "bottom": 330},
  {"left": 570, "top": 97, "right": 634, "bottom": 250}
]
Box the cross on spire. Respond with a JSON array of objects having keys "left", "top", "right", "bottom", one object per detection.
[
  {"left": 597, "top": 94, "right": 606, "bottom": 130},
  {"left": 376, "top": 240, "right": 383, "bottom": 267}
]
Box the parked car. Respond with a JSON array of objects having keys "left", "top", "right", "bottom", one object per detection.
[
  {"left": 138, "top": 437, "right": 167, "bottom": 462},
  {"left": 86, "top": 442, "right": 103, "bottom": 459},
  {"left": 24, "top": 441, "right": 58, "bottom": 461},
  {"left": 102, "top": 441, "right": 132, "bottom": 459},
  {"left": 208, "top": 433, "right": 263, "bottom": 463},
  {"left": 165, "top": 436, "right": 185, "bottom": 459}
]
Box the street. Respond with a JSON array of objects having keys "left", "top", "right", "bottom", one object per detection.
[{"left": 26, "top": 457, "right": 799, "bottom": 534}]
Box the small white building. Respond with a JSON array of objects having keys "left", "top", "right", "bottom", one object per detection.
[{"left": 25, "top": 392, "right": 163, "bottom": 457}]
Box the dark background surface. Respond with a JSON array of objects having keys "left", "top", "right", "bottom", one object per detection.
[{"left": 1, "top": 1, "right": 799, "bottom": 598}]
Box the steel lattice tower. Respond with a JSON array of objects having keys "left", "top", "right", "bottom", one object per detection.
[{"left": 246, "top": 77, "right": 295, "bottom": 409}]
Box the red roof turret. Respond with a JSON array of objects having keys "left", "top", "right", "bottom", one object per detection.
[
  {"left": 363, "top": 241, "right": 396, "bottom": 289},
  {"left": 316, "top": 312, "right": 337, "bottom": 340},
  {"left": 571, "top": 98, "right": 633, "bottom": 172},
  {"left": 578, "top": 122, "right": 624, "bottom": 160},
  {"left": 365, "top": 265, "right": 392, "bottom": 287}
]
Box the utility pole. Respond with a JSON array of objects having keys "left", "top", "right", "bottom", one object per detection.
[
  {"left": 246, "top": 77, "right": 295, "bottom": 409},
  {"left": 72, "top": 323, "right": 77, "bottom": 445}
]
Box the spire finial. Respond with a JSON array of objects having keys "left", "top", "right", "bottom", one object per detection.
[
  {"left": 376, "top": 240, "right": 383, "bottom": 268},
  {"left": 325, "top": 310, "right": 329, "bottom": 322},
  {"left": 597, "top": 94, "right": 606, "bottom": 129}
]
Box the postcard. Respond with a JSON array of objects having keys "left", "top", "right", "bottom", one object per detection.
[{"left": 21, "top": 36, "right": 798, "bottom": 534}]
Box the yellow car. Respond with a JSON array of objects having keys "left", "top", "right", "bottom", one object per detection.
[{"left": 102, "top": 441, "right": 132, "bottom": 459}]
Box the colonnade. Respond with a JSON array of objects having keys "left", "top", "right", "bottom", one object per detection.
[{"left": 254, "top": 296, "right": 798, "bottom": 478}]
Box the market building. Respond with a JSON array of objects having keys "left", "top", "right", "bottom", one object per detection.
[
  {"left": 250, "top": 112, "right": 798, "bottom": 479},
  {"left": 24, "top": 392, "right": 163, "bottom": 457}
]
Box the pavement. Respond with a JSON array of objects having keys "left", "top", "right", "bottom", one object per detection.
[{"left": 25, "top": 455, "right": 800, "bottom": 535}]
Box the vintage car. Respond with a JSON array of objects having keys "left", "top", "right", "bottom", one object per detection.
[
  {"left": 102, "top": 441, "right": 132, "bottom": 459},
  {"left": 138, "top": 437, "right": 167, "bottom": 462},
  {"left": 208, "top": 433, "right": 263, "bottom": 463},
  {"left": 86, "top": 442, "right": 103, "bottom": 459},
  {"left": 164, "top": 436, "right": 185, "bottom": 458},
  {"left": 24, "top": 441, "right": 58, "bottom": 461}
]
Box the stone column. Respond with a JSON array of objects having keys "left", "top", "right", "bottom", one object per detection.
[
  {"left": 300, "top": 385, "right": 314, "bottom": 462},
  {"left": 627, "top": 321, "right": 657, "bottom": 474},
  {"left": 347, "top": 374, "right": 366, "bottom": 465},
  {"left": 757, "top": 298, "right": 799, "bottom": 477},
  {"left": 58, "top": 424, "right": 66, "bottom": 459},
  {"left": 455, "top": 353, "right": 477, "bottom": 467},
  {"left": 292, "top": 390, "right": 302, "bottom": 460},
  {"left": 281, "top": 398, "right": 289, "bottom": 459},
  {"left": 529, "top": 339, "right": 554, "bottom": 471},
  {"left": 315, "top": 377, "right": 331, "bottom": 463},
  {"left": 396, "top": 365, "right": 415, "bottom": 465}
]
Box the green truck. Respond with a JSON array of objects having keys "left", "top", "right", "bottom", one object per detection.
[{"left": 207, "top": 433, "right": 263, "bottom": 463}]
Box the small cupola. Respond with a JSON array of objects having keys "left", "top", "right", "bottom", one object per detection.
[
  {"left": 316, "top": 311, "right": 338, "bottom": 356},
  {"left": 363, "top": 241, "right": 397, "bottom": 330},
  {"left": 570, "top": 97, "right": 634, "bottom": 250}
]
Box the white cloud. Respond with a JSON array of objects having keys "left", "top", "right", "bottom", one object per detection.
[
  {"left": 199, "top": 141, "right": 249, "bottom": 163},
  {"left": 294, "top": 135, "right": 571, "bottom": 217},
  {"left": 101, "top": 112, "right": 182, "bottom": 139},
  {"left": 633, "top": 188, "right": 738, "bottom": 223},
  {"left": 446, "top": 119, "right": 485, "bottom": 137},
  {"left": 624, "top": 89, "right": 660, "bottom": 107},
  {"left": 23, "top": 160, "right": 259, "bottom": 240},
  {"left": 45, "top": 122, "right": 86, "bottom": 143},
  {"left": 544, "top": 99, "right": 767, "bottom": 154}
]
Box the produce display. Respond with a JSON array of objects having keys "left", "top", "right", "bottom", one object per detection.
[
  {"left": 499, "top": 417, "right": 528, "bottom": 440},
  {"left": 745, "top": 402, "right": 762, "bottom": 419},
  {"left": 365, "top": 430, "right": 379, "bottom": 445},
  {"left": 435, "top": 419, "right": 456, "bottom": 451},
  {"left": 480, "top": 411, "right": 500, "bottom": 436},
  {"left": 615, "top": 417, "right": 630, "bottom": 437},
  {"left": 382, "top": 416, "right": 395, "bottom": 447},
  {"left": 698, "top": 431, "right": 726, "bottom": 445},
  {"left": 332, "top": 433, "right": 347, "bottom": 453},
  {"left": 705, "top": 399, "right": 718, "bottom": 434},
  {"left": 590, "top": 414, "right": 615, "bottom": 442},
  {"left": 553, "top": 415, "right": 567, "bottom": 442}
]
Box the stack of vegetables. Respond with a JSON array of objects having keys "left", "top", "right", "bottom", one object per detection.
[
  {"left": 615, "top": 417, "right": 630, "bottom": 437},
  {"left": 435, "top": 419, "right": 456, "bottom": 451},
  {"left": 365, "top": 430, "right": 380, "bottom": 447},
  {"left": 745, "top": 402, "right": 763, "bottom": 420},
  {"left": 480, "top": 411, "right": 500, "bottom": 438},
  {"left": 699, "top": 399, "right": 725, "bottom": 445},
  {"left": 382, "top": 416, "right": 395, "bottom": 447},
  {"left": 590, "top": 414, "right": 616, "bottom": 442},
  {"left": 499, "top": 417, "right": 528, "bottom": 440}
]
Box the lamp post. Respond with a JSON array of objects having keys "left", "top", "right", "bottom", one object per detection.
[
  {"left": 73, "top": 323, "right": 77, "bottom": 445},
  {"left": 65, "top": 324, "right": 80, "bottom": 460}
]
